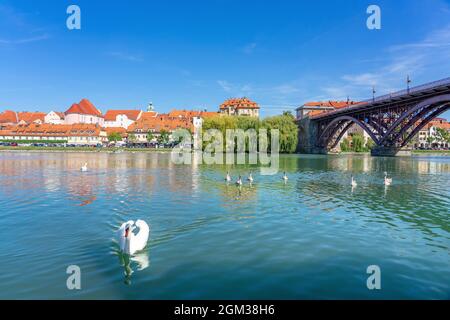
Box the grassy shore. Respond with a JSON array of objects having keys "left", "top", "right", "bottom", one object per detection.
[
  {"left": 0, "top": 146, "right": 173, "bottom": 152},
  {"left": 412, "top": 150, "right": 450, "bottom": 155}
]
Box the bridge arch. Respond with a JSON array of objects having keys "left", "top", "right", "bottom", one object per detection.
[
  {"left": 379, "top": 94, "right": 450, "bottom": 147},
  {"left": 318, "top": 115, "right": 380, "bottom": 149}
]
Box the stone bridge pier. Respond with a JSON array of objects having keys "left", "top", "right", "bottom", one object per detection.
[{"left": 296, "top": 118, "right": 327, "bottom": 155}]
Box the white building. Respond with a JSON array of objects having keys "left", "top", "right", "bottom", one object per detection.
[
  {"left": 104, "top": 110, "right": 143, "bottom": 128},
  {"left": 45, "top": 111, "right": 65, "bottom": 124}
]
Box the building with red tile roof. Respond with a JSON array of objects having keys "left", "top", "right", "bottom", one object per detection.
[
  {"left": 0, "top": 123, "right": 107, "bottom": 145},
  {"left": 65, "top": 99, "right": 104, "bottom": 126},
  {"left": 104, "top": 110, "right": 143, "bottom": 128},
  {"left": 0, "top": 110, "right": 19, "bottom": 126},
  {"left": 219, "top": 97, "right": 260, "bottom": 117},
  {"left": 168, "top": 109, "right": 218, "bottom": 119},
  {"left": 17, "top": 112, "right": 46, "bottom": 125},
  {"left": 417, "top": 117, "right": 450, "bottom": 149},
  {"left": 104, "top": 127, "right": 127, "bottom": 138},
  {"left": 296, "top": 100, "right": 363, "bottom": 120},
  {"left": 45, "top": 111, "right": 65, "bottom": 124}
]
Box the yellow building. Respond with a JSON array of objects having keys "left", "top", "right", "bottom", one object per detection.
[{"left": 219, "top": 97, "right": 260, "bottom": 117}]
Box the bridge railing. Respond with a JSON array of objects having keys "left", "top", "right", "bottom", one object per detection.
[{"left": 362, "top": 77, "right": 450, "bottom": 104}]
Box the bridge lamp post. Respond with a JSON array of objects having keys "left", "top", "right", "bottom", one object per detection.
[
  {"left": 407, "top": 75, "right": 412, "bottom": 93},
  {"left": 372, "top": 86, "right": 376, "bottom": 102}
]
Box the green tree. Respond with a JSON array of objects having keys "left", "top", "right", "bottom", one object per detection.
[
  {"left": 128, "top": 133, "right": 137, "bottom": 143},
  {"left": 340, "top": 137, "right": 351, "bottom": 152},
  {"left": 157, "top": 130, "right": 170, "bottom": 145},
  {"left": 436, "top": 127, "right": 449, "bottom": 143},
  {"left": 352, "top": 133, "right": 365, "bottom": 152},
  {"left": 426, "top": 136, "right": 434, "bottom": 147},
  {"left": 262, "top": 113, "right": 298, "bottom": 153},
  {"left": 201, "top": 113, "right": 298, "bottom": 154},
  {"left": 107, "top": 132, "right": 122, "bottom": 143},
  {"left": 366, "top": 138, "right": 375, "bottom": 151},
  {"left": 146, "top": 131, "right": 154, "bottom": 142}
]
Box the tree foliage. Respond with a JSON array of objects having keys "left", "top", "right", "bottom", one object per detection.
[
  {"left": 340, "top": 133, "right": 374, "bottom": 153},
  {"left": 127, "top": 133, "right": 137, "bottom": 143},
  {"left": 201, "top": 114, "right": 298, "bottom": 153},
  {"left": 146, "top": 131, "right": 154, "bottom": 142},
  {"left": 108, "top": 132, "right": 122, "bottom": 142},
  {"left": 158, "top": 130, "right": 170, "bottom": 145}
]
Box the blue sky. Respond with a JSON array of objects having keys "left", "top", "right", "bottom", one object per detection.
[{"left": 1, "top": 0, "right": 449, "bottom": 119}]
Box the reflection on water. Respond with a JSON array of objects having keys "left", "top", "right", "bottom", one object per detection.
[
  {"left": 0, "top": 152, "right": 448, "bottom": 299},
  {"left": 116, "top": 251, "right": 150, "bottom": 285}
]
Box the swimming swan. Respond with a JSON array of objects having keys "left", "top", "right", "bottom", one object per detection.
[
  {"left": 247, "top": 172, "right": 254, "bottom": 183},
  {"left": 282, "top": 172, "right": 288, "bottom": 181},
  {"left": 80, "top": 163, "right": 88, "bottom": 172},
  {"left": 225, "top": 171, "right": 232, "bottom": 182},
  {"left": 351, "top": 176, "right": 357, "bottom": 187},
  {"left": 236, "top": 176, "right": 243, "bottom": 186},
  {"left": 118, "top": 220, "right": 150, "bottom": 255},
  {"left": 384, "top": 172, "right": 392, "bottom": 186}
]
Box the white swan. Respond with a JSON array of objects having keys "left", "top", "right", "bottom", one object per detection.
[
  {"left": 236, "top": 176, "right": 243, "bottom": 186},
  {"left": 225, "top": 171, "right": 231, "bottom": 182},
  {"left": 117, "top": 220, "right": 150, "bottom": 255},
  {"left": 351, "top": 175, "right": 357, "bottom": 187},
  {"left": 80, "top": 163, "right": 88, "bottom": 172},
  {"left": 247, "top": 172, "right": 254, "bottom": 183},
  {"left": 282, "top": 172, "right": 288, "bottom": 181},
  {"left": 384, "top": 172, "right": 392, "bottom": 186}
]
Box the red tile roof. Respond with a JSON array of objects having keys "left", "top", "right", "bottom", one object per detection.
[
  {"left": 220, "top": 97, "right": 259, "bottom": 110},
  {"left": 104, "top": 127, "right": 127, "bottom": 137},
  {"left": 140, "top": 111, "right": 158, "bottom": 120},
  {"left": 167, "top": 109, "right": 218, "bottom": 119},
  {"left": 0, "top": 123, "right": 105, "bottom": 137},
  {"left": 0, "top": 110, "right": 18, "bottom": 124},
  {"left": 304, "top": 101, "right": 362, "bottom": 109},
  {"left": 18, "top": 112, "right": 46, "bottom": 123},
  {"left": 104, "top": 110, "right": 142, "bottom": 121},
  {"left": 128, "top": 114, "right": 193, "bottom": 133},
  {"left": 65, "top": 99, "right": 103, "bottom": 117}
]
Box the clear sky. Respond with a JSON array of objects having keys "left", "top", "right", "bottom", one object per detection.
[{"left": 1, "top": 0, "right": 449, "bottom": 119}]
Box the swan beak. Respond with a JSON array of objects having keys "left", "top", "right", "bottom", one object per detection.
[{"left": 124, "top": 227, "right": 130, "bottom": 238}]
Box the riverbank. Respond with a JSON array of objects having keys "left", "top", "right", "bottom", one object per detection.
[
  {"left": 0, "top": 146, "right": 173, "bottom": 153},
  {"left": 412, "top": 150, "right": 450, "bottom": 155},
  {"left": 340, "top": 150, "right": 450, "bottom": 156},
  {"left": 1, "top": 146, "right": 450, "bottom": 156}
]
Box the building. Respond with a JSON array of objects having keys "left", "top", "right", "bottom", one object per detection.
[
  {"left": 416, "top": 118, "right": 450, "bottom": 149},
  {"left": 104, "top": 110, "right": 143, "bottom": 128},
  {"left": 0, "top": 110, "right": 19, "bottom": 127},
  {"left": 219, "top": 98, "right": 260, "bottom": 117},
  {"left": 167, "top": 109, "right": 218, "bottom": 119},
  {"left": 64, "top": 99, "right": 104, "bottom": 126},
  {"left": 45, "top": 111, "right": 65, "bottom": 124},
  {"left": 0, "top": 123, "right": 107, "bottom": 145},
  {"left": 295, "top": 100, "right": 362, "bottom": 120},
  {"left": 127, "top": 114, "right": 192, "bottom": 143},
  {"left": 17, "top": 112, "right": 46, "bottom": 125},
  {"left": 126, "top": 109, "right": 216, "bottom": 143}
]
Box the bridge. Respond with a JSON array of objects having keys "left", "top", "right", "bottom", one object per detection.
[{"left": 297, "top": 77, "right": 450, "bottom": 156}]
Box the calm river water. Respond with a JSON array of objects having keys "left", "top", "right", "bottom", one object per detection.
[{"left": 0, "top": 152, "right": 448, "bottom": 299}]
